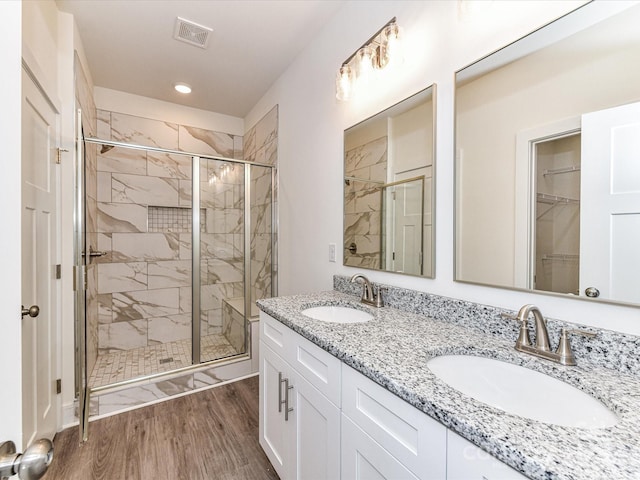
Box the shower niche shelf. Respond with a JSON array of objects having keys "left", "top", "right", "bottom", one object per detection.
[{"left": 148, "top": 205, "right": 206, "bottom": 233}]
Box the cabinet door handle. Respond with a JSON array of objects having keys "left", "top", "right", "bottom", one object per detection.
[
  {"left": 284, "top": 378, "right": 294, "bottom": 421},
  {"left": 278, "top": 372, "right": 286, "bottom": 413}
]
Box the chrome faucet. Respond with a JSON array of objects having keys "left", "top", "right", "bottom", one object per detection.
[
  {"left": 350, "top": 274, "right": 385, "bottom": 307},
  {"left": 503, "top": 304, "right": 596, "bottom": 366}
]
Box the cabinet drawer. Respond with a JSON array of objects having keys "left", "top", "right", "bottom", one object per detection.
[
  {"left": 261, "top": 312, "right": 290, "bottom": 358},
  {"left": 261, "top": 312, "right": 341, "bottom": 406},
  {"left": 342, "top": 364, "right": 447, "bottom": 479},
  {"left": 287, "top": 330, "right": 341, "bottom": 406},
  {"left": 447, "top": 431, "right": 528, "bottom": 480}
]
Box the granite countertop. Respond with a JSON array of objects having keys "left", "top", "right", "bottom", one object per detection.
[{"left": 257, "top": 290, "right": 640, "bottom": 480}]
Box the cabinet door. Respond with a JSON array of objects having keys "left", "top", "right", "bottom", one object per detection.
[
  {"left": 289, "top": 370, "right": 341, "bottom": 480},
  {"left": 342, "top": 415, "right": 419, "bottom": 480},
  {"left": 447, "top": 431, "right": 528, "bottom": 480},
  {"left": 259, "top": 341, "right": 289, "bottom": 479}
]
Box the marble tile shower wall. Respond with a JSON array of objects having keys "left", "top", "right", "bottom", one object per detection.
[
  {"left": 344, "top": 136, "right": 387, "bottom": 270},
  {"left": 94, "top": 109, "right": 245, "bottom": 354},
  {"left": 75, "top": 54, "right": 99, "bottom": 376},
  {"left": 244, "top": 106, "right": 278, "bottom": 304}
]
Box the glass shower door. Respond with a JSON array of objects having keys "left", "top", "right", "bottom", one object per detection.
[{"left": 197, "top": 158, "right": 247, "bottom": 363}]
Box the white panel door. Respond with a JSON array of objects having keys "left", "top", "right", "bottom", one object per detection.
[
  {"left": 580, "top": 101, "right": 640, "bottom": 302},
  {"left": 290, "top": 370, "right": 341, "bottom": 480},
  {"left": 21, "top": 69, "right": 59, "bottom": 446},
  {"left": 259, "top": 341, "right": 289, "bottom": 479},
  {"left": 390, "top": 173, "right": 424, "bottom": 275}
]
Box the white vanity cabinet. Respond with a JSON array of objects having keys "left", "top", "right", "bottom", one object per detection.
[
  {"left": 259, "top": 313, "right": 341, "bottom": 480},
  {"left": 259, "top": 312, "right": 528, "bottom": 480}
]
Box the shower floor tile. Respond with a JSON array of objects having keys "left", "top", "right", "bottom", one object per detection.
[{"left": 89, "top": 334, "right": 240, "bottom": 389}]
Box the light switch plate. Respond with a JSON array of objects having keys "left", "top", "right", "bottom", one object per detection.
[{"left": 329, "top": 243, "right": 336, "bottom": 262}]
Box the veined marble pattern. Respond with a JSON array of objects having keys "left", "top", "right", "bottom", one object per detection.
[
  {"left": 111, "top": 112, "right": 179, "bottom": 150},
  {"left": 112, "top": 173, "right": 180, "bottom": 206},
  {"left": 97, "top": 109, "right": 110, "bottom": 139},
  {"left": 98, "top": 319, "right": 148, "bottom": 353},
  {"left": 147, "top": 260, "right": 191, "bottom": 289},
  {"left": 98, "top": 146, "right": 147, "bottom": 175},
  {"left": 179, "top": 125, "right": 234, "bottom": 158},
  {"left": 148, "top": 313, "right": 191, "bottom": 345},
  {"left": 97, "top": 172, "right": 112, "bottom": 202},
  {"left": 112, "top": 232, "right": 180, "bottom": 262},
  {"left": 111, "top": 288, "right": 180, "bottom": 323},
  {"left": 344, "top": 136, "right": 387, "bottom": 269},
  {"left": 97, "top": 202, "right": 148, "bottom": 233},
  {"left": 97, "top": 262, "right": 147, "bottom": 294},
  {"left": 88, "top": 333, "right": 239, "bottom": 389},
  {"left": 345, "top": 135, "right": 387, "bottom": 174},
  {"left": 147, "top": 151, "right": 192, "bottom": 179}
]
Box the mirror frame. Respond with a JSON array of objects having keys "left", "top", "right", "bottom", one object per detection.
[{"left": 343, "top": 84, "right": 437, "bottom": 278}]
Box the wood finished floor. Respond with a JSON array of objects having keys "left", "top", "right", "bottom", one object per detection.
[{"left": 43, "top": 376, "right": 280, "bottom": 480}]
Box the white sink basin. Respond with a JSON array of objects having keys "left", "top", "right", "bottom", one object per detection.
[
  {"left": 427, "top": 355, "right": 617, "bottom": 428},
  {"left": 302, "top": 305, "right": 372, "bottom": 324}
]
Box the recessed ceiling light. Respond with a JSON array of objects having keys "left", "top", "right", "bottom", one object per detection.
[{"left": 174, "top": 83, "right": 192, "bottom": 94}]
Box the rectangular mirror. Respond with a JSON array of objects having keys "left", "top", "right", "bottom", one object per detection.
[
  {"left": 455, "top": 3, "right": 640, "bottom": 306},
  {"left": 344, "top": 85, "right": 436, "bottom": 277}
]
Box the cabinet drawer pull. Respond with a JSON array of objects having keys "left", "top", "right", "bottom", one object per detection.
[{"left": 284, "top": 378, "right": 294, "bottom": 421}]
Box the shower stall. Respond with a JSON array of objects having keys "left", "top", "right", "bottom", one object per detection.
[{"left": 74, "top": 111, "right": 276, "bottom": 438}]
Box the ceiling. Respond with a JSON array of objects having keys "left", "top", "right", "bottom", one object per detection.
[{"left": 56, "top": 0, "right": 345, "bottom": 118}]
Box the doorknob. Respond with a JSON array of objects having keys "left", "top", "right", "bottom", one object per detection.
[
  {"left": 21, "top": 305, "right": 40, "bottom": 318},
  {"left": 0, "top": 439, "right": 53, "bottom": 480},
  {"left": 584, "top": 287, "right": 600, "bottom": 298}
]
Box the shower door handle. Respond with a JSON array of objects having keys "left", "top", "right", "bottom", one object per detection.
[{"left": 82, "top": 246, "right": 107, "bottom": 259}]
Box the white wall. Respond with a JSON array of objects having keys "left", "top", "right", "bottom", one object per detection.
[
  {"left": 0, "top": 0, "right": 23, "bottom": 446},
  {"left": 246, "top": 0, "right": 640, "bottom": 336}
]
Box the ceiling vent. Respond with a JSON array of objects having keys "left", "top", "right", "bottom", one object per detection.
[{"left": 173, "top": 17, "right": 213, "bottom": 49}]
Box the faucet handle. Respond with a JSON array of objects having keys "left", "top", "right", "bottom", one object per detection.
[
  {"left": 556, "top": 328, "right": 597, "bottom": 366},
  {"left": 501, "top": 312, "right": 531, "bottom": 347},
  {"left": 375, "top": 287, "right": 387, "bottom": 308}
]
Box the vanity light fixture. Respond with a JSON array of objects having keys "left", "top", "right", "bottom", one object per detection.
[
  {"left": 336, "top": 17, "right": 403, "bottom": 101},
  {"left": 174, "top": 82, "right": 192, "bottom": 94}
]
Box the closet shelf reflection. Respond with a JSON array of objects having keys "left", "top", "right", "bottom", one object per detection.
[
  {"left": 543, "top": 165, "right": 581, "bottom": 176},
  {"left": 541, "top": 253, "right": 580, "bottom": 262},
  {"left": 536, "top": 193, "right": 579, "bottom": 205},
  {"left": 536, "top": 193, "right": 579, "bottom": 220}
]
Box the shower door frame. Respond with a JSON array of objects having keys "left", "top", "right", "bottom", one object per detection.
[{"left": 76, "top": 136, "right": 277, "bottom": 437}]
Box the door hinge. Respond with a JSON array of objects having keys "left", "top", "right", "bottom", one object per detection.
[
  {"left": 56, "top": 148, "right": 69, "bottom": 165},
  {"left": 55, "top": 264, "right": 61, "bottom": 279},
  {"left": 73, "top": 265, "right": 87, "bottom": 291},
  {"left": 392, "top": 252, "right": 395, "bottom": 260},
  {"left": 56, "top": 379, "right": 62, "bottom": 394}
]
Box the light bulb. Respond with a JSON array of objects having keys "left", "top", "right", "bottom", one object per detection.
[
  {"left": 174, "top": 83, "right": 192, "bottom": 94},
  {"left": 355, "top": 46, "right": 375, "bottom": 87},
  {"left": 336, "top": 64, "right": 353, "bottom": 101},
  {"left": 382, "top": 22, "right": 404, "bottom": 68}
]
